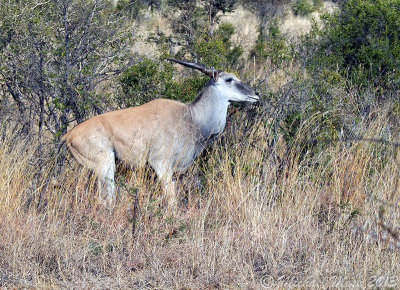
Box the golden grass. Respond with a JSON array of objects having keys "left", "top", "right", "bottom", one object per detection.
[
  {"left": 280, "top": 1, "right": 339, "bottom": 41},
  {"left": 0, "top": 110, "right": 399, "bottom": 288}
]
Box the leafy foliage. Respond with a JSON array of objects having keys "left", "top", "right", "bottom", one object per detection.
[
  {"left": 303, "top": 0, "right": 400, "bottom": 88},
  {"left": 193, "top": 32, "right": 228, "bottom": 68},
  {"left": 190, "top": 23, "right": 243, "bottom": 69},
  {"left": 292, "top": 0, "right": 314, "bottom": 16},
  {"left": 166, "top": 0, "right": 207, "bottom": 48},
  {"left": 250, "top": 19, "right": 295, "bottom": 69},
  {"left": 165, "top": 0, "right": 238, "bottom": 55},
  {"left": 119, "top": 58, "right": 175, "bottom": 106},
  {"left": 120, "top": 20, "right": 244, "bottom": 107},
  {"left": 216, "top": 22, "right": 244, "bottom": 67},
  {"left": 118, "top": 57, "right": 208, "bottom": 106},
  {"left": 270, "top": 72, "right": 353, "bottom": 160},
  {"left": 0, "top": 0, "right": 130, "bottom": 140}
]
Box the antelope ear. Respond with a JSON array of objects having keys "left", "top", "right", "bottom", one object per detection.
[{"left": 212, "top": 70, "right": 219, "bottom": 82}]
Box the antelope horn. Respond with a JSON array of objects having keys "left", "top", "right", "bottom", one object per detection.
[{"left": 166, "top": 57, "right": 219, "bottom": 79}]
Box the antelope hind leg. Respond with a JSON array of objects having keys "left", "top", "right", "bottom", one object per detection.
[{"left": 97, "top": 151, "right": 116, "bottom": 205}]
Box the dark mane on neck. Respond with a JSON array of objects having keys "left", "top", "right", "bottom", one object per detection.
[{"left": 189, "top": 78, "right": 214, "bottom": 106}]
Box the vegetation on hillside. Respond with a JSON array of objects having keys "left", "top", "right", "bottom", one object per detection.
[
  {"left": 303, "top": 0, "right": 400, "bottom": 89},
  {"left": 0, "top": 0, "right": 399, "bottom": 287}
]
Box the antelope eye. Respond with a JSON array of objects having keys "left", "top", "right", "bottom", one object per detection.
[{"left": 226, "top": 77, "right": 234, "bottom": 83}]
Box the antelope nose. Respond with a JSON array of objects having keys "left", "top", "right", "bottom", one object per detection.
[{"left": 253, "top": 92, "right": 261, "bottom": 106}]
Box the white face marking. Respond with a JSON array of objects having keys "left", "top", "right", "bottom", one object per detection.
[{"left": 215, "top": 72, "right": 259, "bottom": 103}]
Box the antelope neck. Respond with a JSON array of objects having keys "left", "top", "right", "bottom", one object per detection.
[{"left": 188, "top": 84, "right": 229, "bottom": 142}]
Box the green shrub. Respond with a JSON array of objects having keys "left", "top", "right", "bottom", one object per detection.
[
  {"left": 303, "top": 0, "right": 400, "bottom": 88},
  {"left": 279, "top": 77, "right": 352, "bottom": 160},
  {"left": 292, "top": 0, "right": 314, "bottom": 16},
  {"left": 163, "top": 75, "right": 209, "bottom": 103},
  {"left": 218, "top": 22, "right": 235, "bottom": 41},
  {"left": 312, "top": 0, "right": 323, "bottom": 11},
  {"left": 120, "top": 22, "right": 244, "bottom": 107},
  {"left": 119, "top": 57, "right": 173, "bottom": 106},
  {"left": 217, "top": 22, "right": 244, "bottom": 66},
  {"left": 193, "top": 32, "right": 228, "bottom": 68},
  {"left": 265, "top": 65, "right": 353, "bottom": 160},
  {"left": 118, "top": 57, "right": 208, "bottom": 107},
  {"left": 192, "top": 22, "right": 243, "bottom": 69},
  {"left": 249, "top": 20, "right": 295, "bottom": 69}
]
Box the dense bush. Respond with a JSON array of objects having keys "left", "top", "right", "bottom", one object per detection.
[
  {"left": 193, "top": 23, "right": 243, "bottom": 68},
  {"left": 165, "top": 0, "right": 237, "bottom": 52},
  {"left": 291, "top": 0, "right": 314, "bottom": 16},
  {"left": 249, "top": 19, "right": 295, "bottom": 69},
  {"left": 265, "top": 71, "right": 354, "bottom": 160},
  {"left": 118, "top": 57, "right": 208, "bottom": 106},
  {"left": 119, "top": 58, "right": 174, "bottom": 106},
  {"left": 303, "top": 0, "right": 400, "bottom": 89},
  {"left": 0, "top": 0, "right": 129, "bottom": 141}
]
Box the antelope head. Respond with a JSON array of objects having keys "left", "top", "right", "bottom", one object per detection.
[{"left": 166, "top": 57, "right": 259, "bottom": 104}]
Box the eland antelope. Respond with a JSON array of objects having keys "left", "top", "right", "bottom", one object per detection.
[{"left": 61, "top": 58, "right": 259, "bottom": 207}]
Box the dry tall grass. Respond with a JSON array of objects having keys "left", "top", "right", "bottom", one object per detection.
[{"left": 0, "top": 107, "right": 399, "bottom": 288}]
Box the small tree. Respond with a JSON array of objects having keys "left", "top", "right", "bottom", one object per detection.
[
  {"left": 250, "top": 19, "right": 295, "bottom": 71},
  {"left": 165, "top": 0, "right": 237, "bottom": 53},
  {"left": 0, "top": 0, "right": 130, "bottom": 142},
  {"left": 205, "top": 0, "right": 236, "bottom": 34},
  {"left": 166, "top": 0, "right": 202, "bottom": 49},
  {"left": 192, "top": 23, "right": 243, "bottom": 69}
]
